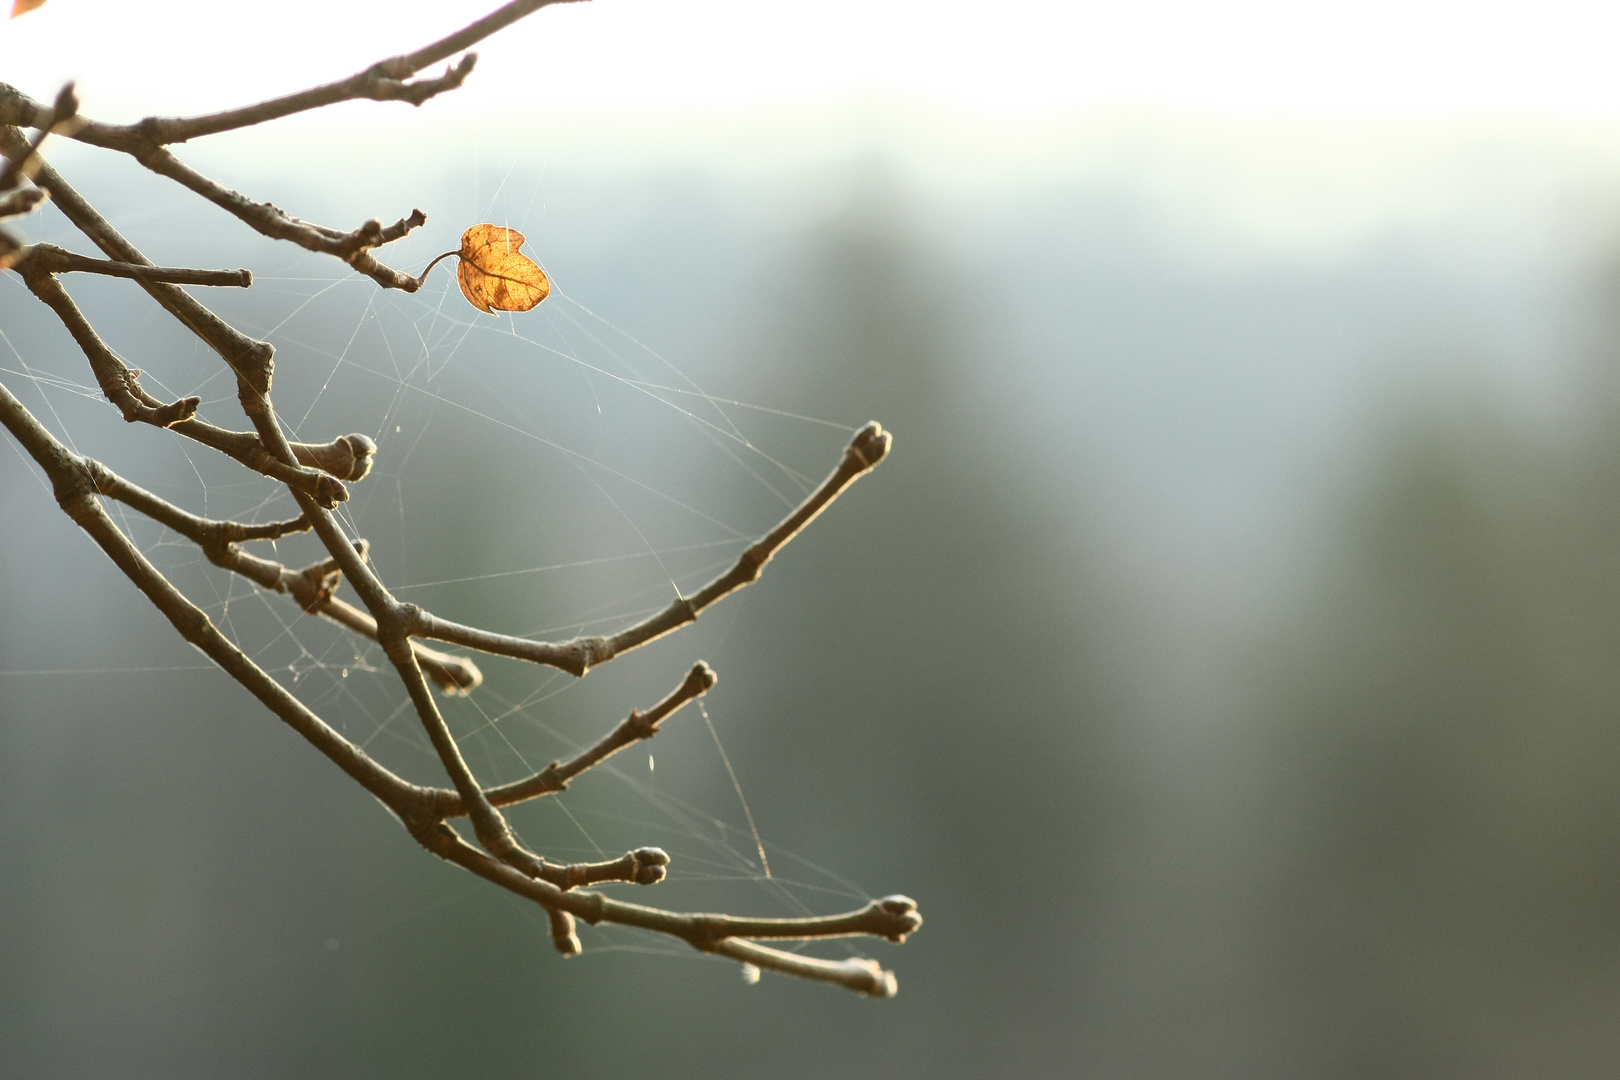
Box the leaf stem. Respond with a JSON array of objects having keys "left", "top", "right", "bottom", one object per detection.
[{"left": 415, "top": 249, "right": 459, "bottom": 286}]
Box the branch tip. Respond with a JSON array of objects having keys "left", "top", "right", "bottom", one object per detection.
[
  {"left": 313, "top": 474, "right": 348, "bottom": 509},
  {"left": 874, "top": 895, "right": 922, "bottom": 943},
  {"left": 630, "top": 846, "right": 671, "bottom": 885},
  {"left": 537, "top": 847, "right": 671, "bottom": 890},
  {"left": 861, "top": 961, "right": 900, "bottom": 999},
  {"left": 688, "top": 660, "right": 718, "bottom": 694},
  {"left": 710, "top": 939, "right": 901, "bottom": 997},
  {"left": 847, "top": 420, "right": 891, "bottom": 471},
  {"left": 548, "top": 907, "right": 581, "bottom": 956},
  {"left": 0, "top": 186, "right": 46, "bottom": 220},
  {"left": 293, "top": 433, "right": 376, "bottom": 482}
]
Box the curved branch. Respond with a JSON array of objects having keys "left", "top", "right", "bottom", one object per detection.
[
  {"left": 21, "top": 265, "right": 201, "bottom": 427},
  {"left": 2, "top": 378, "right": 924, "bottom": 997},
  {"left": 408, "top": 422, "right": 892, "bottom": 675},
  {"left": 430, "top": 662, "right": 714, "bottom": 818}
]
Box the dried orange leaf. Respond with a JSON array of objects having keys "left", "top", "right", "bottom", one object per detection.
[
  {"left": 10, "top": 0, "right": 48, "bottom": 16},
  {"left": 456, "top": 224, "right": 550, "bottom": 315}
]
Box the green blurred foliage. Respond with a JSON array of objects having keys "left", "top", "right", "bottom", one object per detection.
[
  {"left": 9, "top": 164, "right": 1620, "bottom": 1079},
  {"left": 1238, "top": 381, "right": 1620, "bottom": 1075}
]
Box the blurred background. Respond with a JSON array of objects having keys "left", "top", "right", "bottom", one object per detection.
[{"left": 9, "top": 1, "right": 1620, "bottom": 1076}]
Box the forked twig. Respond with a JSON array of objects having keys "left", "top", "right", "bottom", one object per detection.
[{"left": 79, "top": 458, "right": 480, "bottom": 695}]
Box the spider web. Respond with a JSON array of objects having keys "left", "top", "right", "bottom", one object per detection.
[{"left": 0, "top": 158, "right": 884, "bottom": 977}]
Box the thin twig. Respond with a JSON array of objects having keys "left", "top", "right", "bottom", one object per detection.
[
  {"left": 0, "top": 1, "right": 585, "bottom": 148},
  {"left": 538, "top": 847, "right": 672, "bottom": 890},
  {"left": 21, "top": 263, "right": 202, "bottom": 426},
  {"left": 2, "top": 93, "right": 426, "bottom": 291},
  {"left": 129, "top": 145, "right": 432, "bottom": 290},
  {"left": 430, "top": 662, "right": 714, "bottom": 817},
  {"left": 407, "top": 422, "right": 892, "bottom": 675},
  {"left": 84, "top": 461, "right": 312, "bottom": 550},
  {"left": 22, "top": 242, "right": 251, "bottom": 287}
]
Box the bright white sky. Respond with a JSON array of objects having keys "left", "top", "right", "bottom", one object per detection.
[
  {"left": 4, "top": 0, "right": 1620, "bottom": 120},
  {"left": 12, "top": 0, "right": 1620, "bottom": 269}
]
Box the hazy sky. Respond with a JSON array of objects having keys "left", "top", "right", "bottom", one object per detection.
[
  {"left": 10, "top": 0, "right": 1620, "bottom": 271},
  {"left": 5, "top": 0, "right": 1620, "bottom": 120}
]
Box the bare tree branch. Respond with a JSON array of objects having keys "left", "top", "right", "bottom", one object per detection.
[
  {"left": 410, "top": 820, "right": 919, "bottom": 996},
  {"left": 127, "top": 144, "right": 433, "bottom": 291},
  {"left": 0, "top": 2, "right": 586, "bottom": 288},
  {"left": 0, "top": 0, "right": 922, "bottom": 996},
  {"left": 81, "top": 460, "right": 481, "bottom": 695},
  {"left": 1, "top": 128, "right": 276, "bottom": 399},
  {"left": 84, "top": 459, "right": 312, "bottom": 549},
  {"left": 540, "top": 847, "right": 672, "bottom": 890},
  {"left": 0, "top": 107, "right": 429, "bottom": 289},
  {"left": 276, "top": 440, "right": 920, "bottom": 989},
  {"left": 21, "top": 263, "right": 202, "bottom": 426},
  {"left": 380, "top": 588, "right": 523, "bottom": 857},
  {"left": 0, "top": 380, "right": 438, "bottom": 817},
  {"left": 430, "top": 662, "right": 716, "bottom": 818},
  {"left": 0, "top": 1, "right": 584, "bottom": 148},
  {"left": 407, "top": 422, "right": 891, "bottom": 675},
  {"left": 18, "top": 263, "right": 358, "bottom": 504},
  {"left": 20, "top": 242, "right": 251, "bottom": 287},
  {"left": 708, "top": 938, "right": 901, "bottom": 997}
]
